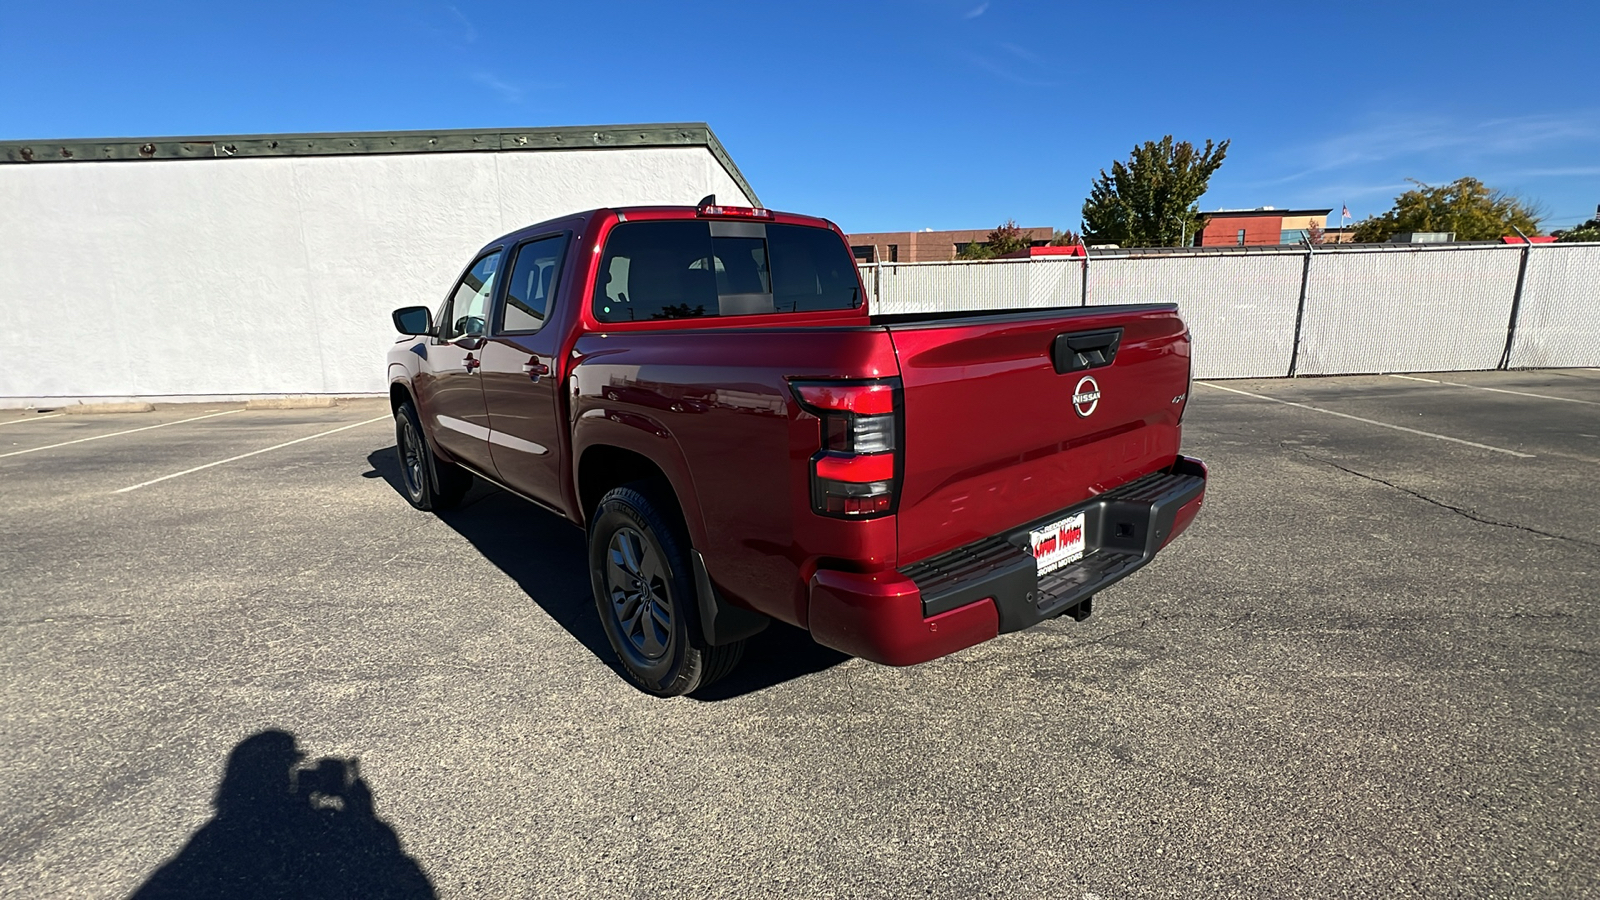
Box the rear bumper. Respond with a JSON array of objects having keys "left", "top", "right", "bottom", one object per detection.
[{"left": 808, "top": 456, "right": 1207, "bottom": 666}]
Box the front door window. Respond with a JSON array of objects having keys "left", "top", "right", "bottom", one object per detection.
[{"left": 443, "top": 252, "right": 502, "bottom": 340}]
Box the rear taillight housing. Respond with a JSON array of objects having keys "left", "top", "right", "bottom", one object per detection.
[{"left": 791, "top": 379, "right": 901, "bottom": 519}]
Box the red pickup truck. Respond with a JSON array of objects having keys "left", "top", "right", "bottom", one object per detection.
[{"left": 387, "top": 202, "right": 1206, "bottom": 696}]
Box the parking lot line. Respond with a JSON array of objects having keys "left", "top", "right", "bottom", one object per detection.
[
  {"left": 1387, "top": 373, "right": 1600, "bottom": 406},
  {"left": 113, "top": 415, "right": 390, "bottom": 493},
  {"left": 0, "top": 409, "right": 242, "bottom": 459},
  {"left": 0, "top": 413, "right": 64, "bottom": 426},
  {"left": 1196, "top": 382, "right": 1535, "bottom": 458}
]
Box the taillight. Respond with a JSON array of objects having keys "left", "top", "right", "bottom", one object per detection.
[{"left": 791, "top": 378, "right": 901, "bottom": 518}]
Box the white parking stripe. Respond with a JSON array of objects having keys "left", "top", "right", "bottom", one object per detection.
[
  {"left": 114, "top": 416, "right": 389, "bottom": 493},
  {"left": 1196, "top": 382, "right": 1535, "bottom": 458},
  {"left": 0, "top": 410, "right": 242, "bottom": 459},
  {"left": 1388, "top": 373, "right": 1600, "bottom": 406},
  {"left": 0, "top": 413, "right": 64, "bottom": 426}
]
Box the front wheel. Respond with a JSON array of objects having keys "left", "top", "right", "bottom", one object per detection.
[
  {"left": 588, "top": 484, "right": 742, "bottom": 696},
  {"left": 394, "top": 401, "right": 471, "bottom": 511}
]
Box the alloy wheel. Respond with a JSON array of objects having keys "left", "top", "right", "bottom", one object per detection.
[
  {"left": 398, "top": 416, "right": 426, "bottom": 501},
  {"left": 604, "top": 526, "right": 673, "bottom": 661}
]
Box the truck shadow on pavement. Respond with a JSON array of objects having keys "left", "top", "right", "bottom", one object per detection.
[
  {"left": 364, "top": 448, "right": 847, "bottom": 700},
  {"left": 131, "top": 729, "right": 435, "bottom": 900}
]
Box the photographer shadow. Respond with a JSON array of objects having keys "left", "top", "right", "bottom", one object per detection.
[
  {"left": 132, "top": 730, "right": 434, "bottom": 900},
  {"left": 363, "top": 447, "right": 847, "bottom": 700}
]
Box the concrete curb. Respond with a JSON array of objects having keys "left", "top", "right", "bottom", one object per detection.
[
  {"left": 61, "top": 402, "right": 156, "bottom": 415},
  {"left": 244, "top": 397, "right": 341, "bottom": 410}
]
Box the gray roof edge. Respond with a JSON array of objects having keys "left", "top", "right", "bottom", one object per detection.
[
  {"left": 0, "top": 121, "right": 760, "bottom": 205},
  {"left": 700, "top": 124, "right": 760, "bottom": 207}
]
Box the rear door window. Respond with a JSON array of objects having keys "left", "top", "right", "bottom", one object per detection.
[
  {"left": 594, "top": 220, "right": 860, "bottom": 323},
  {"left": 498, "top": 233, "right": 569, "bottom": 333}
]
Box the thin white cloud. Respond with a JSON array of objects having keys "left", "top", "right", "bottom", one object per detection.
[
  {"left": 471, "top": 70, "right": 522, "bottom": 104},
  {"left": 998, "top": 42, "right": 1040, "bottom": 63},
  {"left": 1258, "top": 111, "right": 1600, "bottom": 187},
  {"left": 958, "top": 51, "right": 1056, "bottom": 88},
  {"left": 964, "top": 3, "right": 990, "bottom": 19},
  {"left": 1502, "top": 166, "right": 1600, "bottom": 178},
  {"left": 445, "top": 4, "right": 478, "bottom": 42}
]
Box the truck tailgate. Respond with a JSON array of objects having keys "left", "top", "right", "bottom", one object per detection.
[{"left": 885, "top": 305, "right": 1191, "bottom": 565}]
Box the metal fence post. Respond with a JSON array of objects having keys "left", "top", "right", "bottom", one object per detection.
[
  {"left": 1080, "top": 250, "right": 1090, "bottom": 306},
  {"left": 1286, "top": 242, "right": 1314, "bottom": 377},
  {"left": 1498, "top": 232, "right": 1534, "bottom": 370}
]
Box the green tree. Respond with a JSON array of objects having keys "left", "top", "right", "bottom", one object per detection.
[
  {"left": 1350, "top": 178, "right": 1543, "bottom": 242},
  {"left": 1556, "top": 218, "right": 1600, "bottom": 243},
  {"left": 1081, "top": 136, "right": 1229, "bottom": 247},
  {"left": 957, "top": 220, "right": 1031, "bottom": 259},
  {"left": 1050, "top": 228, "right": 1083, "bottom": 247},
  {"left": 955, "top": 240, "right": 995, "bottom": 260}
]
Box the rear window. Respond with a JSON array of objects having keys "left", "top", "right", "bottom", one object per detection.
[{"left": 593, "top": 220, "right": 861, "bottom": 323}]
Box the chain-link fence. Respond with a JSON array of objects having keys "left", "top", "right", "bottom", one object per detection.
[
  {"left": 866, "top": 257, "right": 1081, "bottom": 315},
  {"left": 860, "top": 243, "right": 1600, "bottom": 378},
  {"left": 1295, "top": 244, "right": 1521, "bottom": 375},
  {"left": 1087, "top": 250, "right": 1306, "bottom": 379},
  {"left": 1508, "top": 243, "right": 1600, "bottom": 369}
]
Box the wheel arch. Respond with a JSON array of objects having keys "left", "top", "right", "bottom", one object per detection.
[
  {"left": 389, "top": 378, "right": 414, "bottom": 415},
  {"left": 576, "top": 443, "right": 707, "bottom": 550}
]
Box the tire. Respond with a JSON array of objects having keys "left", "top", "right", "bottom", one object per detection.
[
  {"left": 394, "top": 401, "right": 471, "bottom": 511},
  {"left": 588, "top": 484, "right": 744, "bottom": 696}
]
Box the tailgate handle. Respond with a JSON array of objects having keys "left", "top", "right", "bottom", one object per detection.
[{"left": 1053, "top": 328, "right": 1123, "bottom": 374}]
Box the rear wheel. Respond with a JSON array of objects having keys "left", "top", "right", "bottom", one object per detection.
[
  {"left": 395, "top": 401, "right": 471, "bottom": 511},
  {"left": 588, "top": 484, "right": 743, "bottom": 696}
]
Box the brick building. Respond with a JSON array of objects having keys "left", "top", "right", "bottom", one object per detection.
[
  {"left": 1197, "top": 207, "right": 1333, "bottom": 246},
  {"left": 846, "top": 226, "right": 1055, "bottom": 263}
]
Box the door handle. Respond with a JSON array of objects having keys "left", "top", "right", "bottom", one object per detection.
[
  {"left": 1053, "top": 328, "right": 1123, "bottom": 374},
  {"left": 463, "top": 354, "right": 480, "bottom": 373},
  {"left": 522, "top": 356, "right": 550, "bottom": 382}
]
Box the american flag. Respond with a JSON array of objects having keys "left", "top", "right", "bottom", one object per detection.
[{"left": 1342, "top": 205, "right": 1351, "bottom": 220}]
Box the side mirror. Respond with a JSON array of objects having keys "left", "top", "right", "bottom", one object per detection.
[{"left": 392, "top": 306, "right": 433, "bottom": 336}]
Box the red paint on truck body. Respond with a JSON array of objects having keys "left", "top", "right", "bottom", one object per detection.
[{"left": 388, "top": 204, "right": 1205, "bottom": 669}]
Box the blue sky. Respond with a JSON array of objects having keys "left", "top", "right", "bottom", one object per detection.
[{"left": 3, "top": 1, "right": 1597, "bottom": 232}]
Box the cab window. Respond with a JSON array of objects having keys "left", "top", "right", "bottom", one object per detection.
[{"left": 593, "top": 221, "right": 860, "bottom": 323}]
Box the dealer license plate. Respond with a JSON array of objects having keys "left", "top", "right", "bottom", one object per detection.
[{"left": 1029, "top": 512, "right": 1086, "bottom": 576}]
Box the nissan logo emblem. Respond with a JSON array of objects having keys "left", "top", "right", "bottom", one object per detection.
[{"left": 1073, "top": 375, "right": 1101, "bottom": 418}]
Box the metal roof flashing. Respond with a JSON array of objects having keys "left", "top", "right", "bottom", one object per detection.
[{"left": 0, "top": 122, "right": 760, "bottom": 205}]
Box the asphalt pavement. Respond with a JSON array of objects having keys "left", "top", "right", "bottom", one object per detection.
[{"left": 2, "top": 370, "right": 1596, "bottom": 899}]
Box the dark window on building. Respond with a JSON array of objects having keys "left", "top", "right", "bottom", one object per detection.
[
  {"left": 595, "top": 221, "right": 861, "bottom": 323},
  {"left": 852, "top": 245, "right": 876, "bottom": 263},
  {"left": 888, "top": 244, "right": 898, "bottom": 262},
  {"left": 1236, "top": 229, "right": 1247, "bottom": 246},
  {"left": 498, "top": 233, "right": 568, "bottom": 333}
]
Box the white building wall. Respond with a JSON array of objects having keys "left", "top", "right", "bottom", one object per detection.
[{"left": 0, "top": 146, "right": 753, "bottom": 403}]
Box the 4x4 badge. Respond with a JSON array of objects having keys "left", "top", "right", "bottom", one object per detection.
[{"left": 1073, "top": 376, "right": 1101, "bottom": 418}]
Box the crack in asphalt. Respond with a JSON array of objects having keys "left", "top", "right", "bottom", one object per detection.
[{"left": 1291, "top": 448, "right": 1600, "bottom": 553}]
